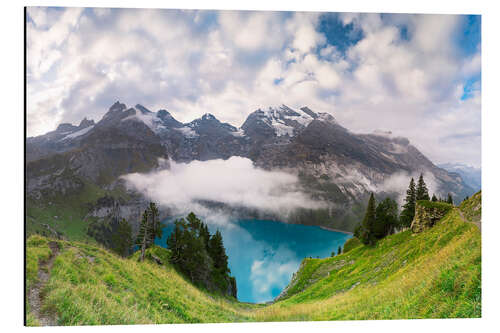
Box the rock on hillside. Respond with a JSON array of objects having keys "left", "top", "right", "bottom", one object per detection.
[
  {"left": 459, "top": 191, "right": 482, "bottom": 223},
  {"left": 411, "top": 201, "right": 453, "bottom": 233}
]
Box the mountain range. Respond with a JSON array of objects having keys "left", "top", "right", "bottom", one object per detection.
[
  {"left": 26, "top": 102, "right": 475, "bottom": 237},
  {"left": 438, "top": 163, "right": 481, "bottom": 193}
]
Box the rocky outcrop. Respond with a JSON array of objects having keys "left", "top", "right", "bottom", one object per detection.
[
  {"left": 411, "top": 201, "right": 453, "bottom": 233},
  {"left": 86, "top": 193, "right": 169, "bottom": 234}
]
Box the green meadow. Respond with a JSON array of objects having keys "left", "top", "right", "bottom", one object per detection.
[{"left": 26, "top": 194, "right": 481, "bottom": 325}]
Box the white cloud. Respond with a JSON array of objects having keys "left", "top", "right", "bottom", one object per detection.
[
  {"left": 378, "top": 171, "right": 439, "bottom": 205},
  {"left": 122, "top": 157, "right": 324, "bottom": 217},
  {"left": 412, "top": 14, "right": 460, "bottom": 54},
  {"left": 219, "top": 11, "right": 287, "bottom": 51},
  {"left": 26, "top": 9, "right": 481, "bottom": 167},
  {"left": 93, "top": 8, "right": 111, "bottom": 18},
  {"left": 27, "top": 7, "right": 83, "bottom": 80}
]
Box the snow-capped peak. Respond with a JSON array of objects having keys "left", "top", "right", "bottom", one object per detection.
[
  {"left": 255, "top": 105, "right": 318, "bottom": 137},
  {"left": 201, "top": 113, "right": 217, "bottom": 121}
]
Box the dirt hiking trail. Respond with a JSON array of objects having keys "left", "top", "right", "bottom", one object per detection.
[
  {"left": 27, "top": 241, "right": 60, "bottom": 326},
  {"left": 457, "top": 209, "right": 481, "bottom": 232}
]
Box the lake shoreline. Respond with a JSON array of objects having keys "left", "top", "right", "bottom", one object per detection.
[{"left": 319, "top": 226, "right": 354, "bottom": 235}]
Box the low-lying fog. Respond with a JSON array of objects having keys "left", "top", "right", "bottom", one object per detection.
[{"left": 122, "top": 156, "right": 324, "bottom": 219}]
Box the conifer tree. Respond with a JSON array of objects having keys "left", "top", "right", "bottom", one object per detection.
[
  {"left": 360, "top": 193, "right": 377, "bottom": 245},
  {"left": 338, "top": 246, "right": 342, "bottom": 255},
  {"left": 200, "top": 222, "right": 211, "bottom": 252},
  {"left": 137, "top": 211, "right": 151, "bottom": 262},
  {"left": 447, "top": 193, "right": 454, "bottom": 205},
  {"left": 185, "top": 229, "right": 210, "bottom": 284},
  {"left": 229, "top": 276, "right": 237, "bottom": 298},
  {"left": 431, "top": 194, "right": 438, "bottom": 202},
  {"left": 137, "top": 202, "right": 165, "bottom": 261},
  {"left": 166, "top": 219, "right": 184, "bottom": 265},
  {"left": 167, "top": 213, "right": 236, "bottom": 295},
  {"left": 400, "top": 178, "right": 417, "bottom": 227},
  {"left": 208, "top": 230, "right": 232, "bottom": 291},
  {"left": 416, "top": 173, "right": 430, "bottom": 201},
  {"left": 374, "top": 197, "right": 399, "bottom": 238},
  {"left": 209, "top": 230, "right": 229, "bottom": 275},
  {"left": 186, "top": 212, "right": 202, "bottom": 233}
]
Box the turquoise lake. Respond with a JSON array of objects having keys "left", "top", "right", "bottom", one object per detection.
[{"left": 155, "top": 219, "right": 351, "bottom": 303}]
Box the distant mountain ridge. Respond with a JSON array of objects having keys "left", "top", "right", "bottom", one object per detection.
[
  {"left": 26, "top": 101, "right": 475, "bottom": 235},
  {"left": 438, "top": 163, "right": 481, "bottom": 192}
]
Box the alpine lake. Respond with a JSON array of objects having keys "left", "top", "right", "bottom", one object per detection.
[{"left": 156, "top": 218, "right": 352, "bottom": 303}]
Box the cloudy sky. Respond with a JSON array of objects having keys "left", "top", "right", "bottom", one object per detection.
[{"left": 26, "top": 7, "right": 481, "bottom": 167}]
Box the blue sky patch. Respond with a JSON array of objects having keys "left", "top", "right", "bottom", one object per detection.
[
  {"left": 273, "top": 78, "right": 284, "bottom": 85},
  {"left": 461, "top": 75, "right": 481, "bottom": 100},
  {"left": 317, "top": 13, "right": 363, "bottom": 54},
  {"left": 457, "top": 15, "right": 481, "bottom": 57}
]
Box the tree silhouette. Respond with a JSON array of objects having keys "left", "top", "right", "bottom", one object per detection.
[{"left": 400, "top": 178, "right": 417, "bottom": 227}]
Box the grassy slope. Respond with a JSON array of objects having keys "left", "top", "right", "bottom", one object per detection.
[
  {"left": 26, "top": 236, "right": 261, "bottom": 326},
  {"left": 459, "top": 191, "right": 482, "bottom": 223},
  {"left": 26, "top": 181, "right": 130, "bottom": 242},
  {"left": 256, "top": 208, "right": 480, "bottom": 321},
  {"left": 26, "top": 207, "right": 480, "bottom": 325}
]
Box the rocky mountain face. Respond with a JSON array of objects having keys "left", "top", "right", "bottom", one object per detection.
[
  {"left": 26, "top": 102, "right": 169, "bottom": 239},
  {"left": 26, "top": 102, "right": 475, "bottom": 234},
  {"left": 26, "top": 117, "right": 95, "bottom": 162}
]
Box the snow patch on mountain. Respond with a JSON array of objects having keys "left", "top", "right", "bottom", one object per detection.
[
  {"left": 175, "top": 126, "right": 199, "bottom": 138},
  {"left": 121, "top": 108, "right": 170, "bottom": 133},
  {"left": 380, "top": 152, "right": 398, "bottom": 163},
  {"left": 122, "top": 110, "right": 156, "bottom": 128},
  {"left": 231, "top": 129, "right": 246, "bottom": 137},
  {"left": 59, "top": 125, "right": 94, "bottom": 141},
  {"left": 271, "top": 119, "right": 295, "bottom": 137},
  {"left": 284, "top": 114, "right": 313, "bottom": 127},
  {"left": 255, "top": 105, "right": 318, "bottom": 137}
]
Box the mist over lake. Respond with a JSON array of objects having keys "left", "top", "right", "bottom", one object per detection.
[{"left": 155, "top": 218, "right": 351, "bottom": 303}]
